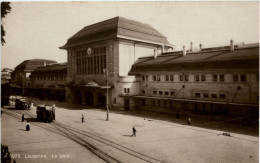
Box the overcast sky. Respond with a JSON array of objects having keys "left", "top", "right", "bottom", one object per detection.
[{"left": 1, "top": 1, "right": 259, "bottom": 69}]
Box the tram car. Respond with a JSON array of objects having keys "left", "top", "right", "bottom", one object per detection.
[
  {"left": 15, "top": 98, "right": 28, "bottom": 110},
  {"left": 36, "top": 105, "right": 55, "bottom": 122}
]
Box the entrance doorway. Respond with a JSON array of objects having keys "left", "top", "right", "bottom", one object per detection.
[
  {"left": 98, "top": 93, "right": 106, "bottom": 108},
  {"left": 124, "top": 99, "right": 130, "bottom": 110},
  {"left": 74, "top": 91, "right": 82, "bottom": 104},
  {"left": 85, "top": 91, "right": 93, "bottom": 106}
]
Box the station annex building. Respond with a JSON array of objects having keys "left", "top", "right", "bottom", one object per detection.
[
  {"left": 60, "top": 17, "right": 259, "bottom": 118},
  {"left": 129, "top": 42, "right": 259, "bottom": 119}
]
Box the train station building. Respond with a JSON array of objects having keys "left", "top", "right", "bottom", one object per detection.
[
  {"left": 60, "top": 17, "right": 173, "bottom": 109},
  {"left": 128, "top": 41, "right": 259, "bottom": 119}
]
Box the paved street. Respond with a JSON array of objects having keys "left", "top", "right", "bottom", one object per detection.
[{"left": 1, "top": 98, "right": 259, "bottom": 163}]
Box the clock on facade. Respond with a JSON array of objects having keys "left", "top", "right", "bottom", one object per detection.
[{"left": 87, "top": 47, "right": 92, "bottom": 55}]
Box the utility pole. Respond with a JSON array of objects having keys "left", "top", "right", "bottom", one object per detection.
[{"left": 103, "top": 68, "right": 109, "bottom": 121}]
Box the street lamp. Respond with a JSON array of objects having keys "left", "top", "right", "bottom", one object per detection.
[{"left": 103, "top": 68, "right": 109, "bottom": 121}]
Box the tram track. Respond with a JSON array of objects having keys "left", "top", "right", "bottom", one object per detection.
[{"left": 2, "top": 108, "right": 162, "bottom": 163}]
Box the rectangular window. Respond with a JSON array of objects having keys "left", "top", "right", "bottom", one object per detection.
[
  {"left": 233, "top": 74, "right": 239, "bottom": 82},
  {"left": 211, "top": 94, "right": 217, "bottom": 98},
  {"left": 213, "top": 74, "right": 218, "bottom": 82},
  {"left": 165, "top": 91, "right": 169, "bottom": 95},
  {"left": 124, "top": 88, "right": 130, "bottom": 94},
  {"left": 180, "top": 75, "right": 184, "bottom": 81},
  {"left": 170, "top": 75, "right": 174, "bottom": 81},
  {"left": 166, "top": 75, "right": 169, "bottom": 81},
  {"left": 219, "top": 74, "right": 225, "bottom": 82},
  {"left": 153, "top": 75, "right": 157, "bottom": 81},
  {"left": 195, "top": 75, "right": 200, "bottom": 82},
  {"left": 195, "top": 93, "right": 201, "bottom": 98},
  {"left": 201, "top": 75, "right": 206, "bottom": 81},
  {"left": 159, "top": 91, "right": 163, "bottom": 95},
  {"left": 240, "top": 74, "right": 246, "bottom": 82},
  {"left": 142, "top": 76, "right": 145, "bottom": 81},
  {"left": 157, "top": 75, "right": 161, "bottom": 81},
  {"left": 220, "top": 94, "right": 226, "bottom": 99},
  {"left": 171, "top": 92, "right": 175, "bottom": 96},
  {"left": 142, "top": 90, "right": 145, "bottom": 94},
  {"left": 185, "top": 75, "right": 189, "bottom": 81},
  {"left": 145, "top": 75, "right": 148, "bottom": 81},
  {"left": 203, "top": 93, "right": 209, "bottom": 98},
  {"left": 153, "top": 91, "right": 157, "bottom": 95}
]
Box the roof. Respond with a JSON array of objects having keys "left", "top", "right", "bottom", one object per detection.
[
  {"left": 30, "top": 63, "right": 67, "bottom": 75},
  {"left": 14, "top": 59, "right": 57, "bottom": 72},
  {"left": 60, "top": 17, "right": 172, "bottom": 49},
  {"left": 129, "top": 45, "right": 259, "bottom": 74}
]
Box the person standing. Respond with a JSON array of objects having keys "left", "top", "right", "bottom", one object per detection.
[
  {"left": 81, "top": 114, "right": 85, "bottom": 123},
  {"left": 187, "top": 117, "right": 191, "bottom": 125},
  {"left": 132, "top": 126, "right": 136, "bottom": 137},
  {"left": 22, "top": 114, "right": 24, "bottom": 122},
  {"left": 26, "top": 121, "right": 30, "bottom": 131}
]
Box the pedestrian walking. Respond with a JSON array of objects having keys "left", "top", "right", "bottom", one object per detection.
[
  {"left": 81, "top": 114, "right": 85, "bottom": 123},
  {"left": 22, "top": 114, "right": 24, "bottom": 122},
  {"left": 26, "top": 121, "right": 30, "bottom": 131},
  {"left": 187, "top": 117, "right": 191, "bottom": 125},
  {"left": 132, "top": 126, "right": 136, "bottom": 137}
]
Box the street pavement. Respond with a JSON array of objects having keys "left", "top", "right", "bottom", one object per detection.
[{"left": 1, "top": 97, "right": 259, "bottom": 163}]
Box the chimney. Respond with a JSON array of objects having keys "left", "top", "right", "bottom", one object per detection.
[
  {"left": 183, "top": 46, "right": 186, "bottom": 56},
  {"left": 154, "top": 49, "right": 158, "bottom": 58},
  {"left": 199, "top": 44, "right": 202, "bottom": 50},
  {"left": 43, "top": 62, "right": 46, "bottom": 67},
  {"left": 190, "top": 42, "right": 193, "bottom": 52},
  {"left": 230, "top": 39, "right": 234, "bottom": 51}
]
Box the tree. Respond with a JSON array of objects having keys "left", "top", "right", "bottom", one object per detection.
[{"left": 1, "top": 2, "right": 11, "bottom": 46}]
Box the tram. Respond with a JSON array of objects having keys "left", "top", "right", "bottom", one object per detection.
[{"left": 36, "top": 105, "right": 55, "bottom": 122}]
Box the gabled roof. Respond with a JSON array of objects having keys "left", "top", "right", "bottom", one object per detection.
[
  {"left": 129, "top": 45, "right": 259, "bottom": 74},
  {"left": 60, "top": 17, "right": 172, "bottom": 49},
  {"left": 14, "top": 59, "right": 57, "bottom": 72}
]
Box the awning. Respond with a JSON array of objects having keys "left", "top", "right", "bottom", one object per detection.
[{"left": 132, "top": 95, "right": 258, "bottom": 106}]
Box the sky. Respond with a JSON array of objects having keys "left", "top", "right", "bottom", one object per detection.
[{"left": 1, "top": 1, "right": 259, "bottom": 70}]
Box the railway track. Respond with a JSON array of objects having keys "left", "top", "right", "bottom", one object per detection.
[{"left": 2, "top": 108, "right": 162, "bottom": 163}]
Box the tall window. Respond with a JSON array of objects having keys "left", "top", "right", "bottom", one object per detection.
[
  {"left": 166, "top": 75, "right": 169, "bottom": 81},
  {"left": 240, "top": 74, "right": 246, "bottom": 82},
  {"left": 233, "top": 74, "right": 239, "bottom": 82},
  {"left": 195, "top": 75, "right": 200, "bottom": 82},
  {"left": 219, "top": 74, "right": 225, "bottom": 82},
  {"left": 170, "top": 75, "right": 174, "bottom": 81},
  {"left": 201, "top": 75, "right": 206, "bottom": 81},
  {"left": 213, "top": 74, "right": 218, "bottom": 82},
  {"left": 76, "top": 46, "right": 106, "bottom": 75}
]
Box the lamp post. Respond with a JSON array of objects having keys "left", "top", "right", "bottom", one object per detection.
[{"left": 103, "top": 68, "right": 109, "bottom": 121}]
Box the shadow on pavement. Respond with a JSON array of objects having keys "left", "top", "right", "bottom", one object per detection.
[{"left": 19, "top": 129, "right": 27, "bottom": 132}]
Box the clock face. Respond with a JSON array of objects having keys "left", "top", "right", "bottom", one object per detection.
[{"left": 87, "top": 47, "right": 92, "bottom": 55}]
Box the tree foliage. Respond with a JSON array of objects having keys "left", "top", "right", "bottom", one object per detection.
[{"left": 1, "top": 2, "right": 11, "bottom": 46}]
